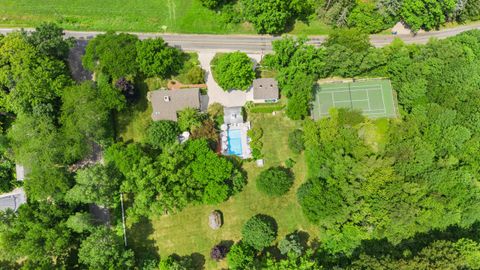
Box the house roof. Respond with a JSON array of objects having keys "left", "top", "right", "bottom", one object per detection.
[
  {"left": 0, "top": 188, "right": 26, "bottom": 212},
  {"left": 224, "top": 106, "right": 244, "bottom": 125},
  {"left": 149, "top": 88, "right": 201, "bottom": 121},
  {"left": 252, "top": 78, "right": 279, "bottom": 100}
]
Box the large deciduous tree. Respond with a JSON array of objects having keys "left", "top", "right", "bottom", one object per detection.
[
  {"left": 26, "top": 22, "right": 75, "bottom": 60},
  {"left": 136, "top": 37, "right": 183, "bottom": 78},
  {"left": 211, "top": 52, "right": 255, "bottom": 91},
  {"left": 83, "top": 32, "right": 139, "bottom": 79}
]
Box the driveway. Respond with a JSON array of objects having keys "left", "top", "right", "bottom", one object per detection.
[{"left": 198, "top": 52, "right": 262, "bottom": 107}]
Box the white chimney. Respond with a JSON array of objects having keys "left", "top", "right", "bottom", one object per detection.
[{"left": 164, "top": 96, "right": 170, "bottom": 102}]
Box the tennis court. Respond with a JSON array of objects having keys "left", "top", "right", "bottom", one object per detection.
[{"left": 313, "top": 79, "right": 398, "bottom": 119}]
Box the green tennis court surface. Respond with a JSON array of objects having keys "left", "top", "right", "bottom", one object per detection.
[{"left": 313, "top": 79, "right": 398, "bottom": 119}]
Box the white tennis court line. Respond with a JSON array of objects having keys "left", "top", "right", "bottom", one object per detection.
[
  {"left": 320, "top": 87, "right": 383, "bottom": 94},
  {"left": 366, "top": 89, "right": 371, "bottom": 110}
]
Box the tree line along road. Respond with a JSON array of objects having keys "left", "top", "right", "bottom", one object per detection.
[{"left": 1, "top": 22, "right": 480, "bottom": 53}]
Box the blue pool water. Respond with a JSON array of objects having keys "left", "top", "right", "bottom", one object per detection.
[{"left": 227, "top": 129, "right": 243, "bottom": 156}]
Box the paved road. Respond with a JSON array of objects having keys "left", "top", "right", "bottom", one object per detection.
[{"left": 1, "top": 22, "right": 480, "bottom": 52}]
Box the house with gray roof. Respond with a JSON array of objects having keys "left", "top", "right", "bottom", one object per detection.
[
  {"left": 249, "top": 78, "right": 279, "bottom": 103},
  {"left": 148, "top": 88, "right": 202, "bottom": 121},
  {"left": 0, "top": 188, "right": 26, "bottom": 212}
]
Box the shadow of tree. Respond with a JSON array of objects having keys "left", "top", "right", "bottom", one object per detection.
[{"left": 128, "top": 218, "right": 159, "bottom": 268}]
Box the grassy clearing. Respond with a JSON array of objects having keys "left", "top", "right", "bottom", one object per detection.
[
  {"left": 0, "top": 0, "right": 332, "bottom": 35},
  {"left": 114, "top": 80, "right": 151, "bottom": 143},
  {"left": 127, "top": 112, "right": 318, "bottom": 269}
]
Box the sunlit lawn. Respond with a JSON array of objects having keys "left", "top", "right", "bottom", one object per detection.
[
  {"left": 128, "top": 112, "right": 319, "bottom": 269},
  {"left": 0, "top": 0, "right": 333, "bottom": 35}
]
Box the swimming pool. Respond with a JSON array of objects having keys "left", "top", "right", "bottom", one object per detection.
[{"left": 227, "top": 129, "right": 243, "bottom": 157}]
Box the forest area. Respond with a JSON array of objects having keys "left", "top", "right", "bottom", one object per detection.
[{"left": 0, "top": 20, "right": 480, "bottom": 270}]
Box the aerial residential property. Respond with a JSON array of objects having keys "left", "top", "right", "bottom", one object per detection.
[{"left": 0, "top": 1, "right": 480, "bottom": 269}]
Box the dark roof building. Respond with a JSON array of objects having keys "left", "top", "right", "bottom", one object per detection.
[
  {"left": 148, "top": 88, "right": 201, "bottom": 121},
  {"left": 252, "top": 78, "right": 279, "bottom": 101}
]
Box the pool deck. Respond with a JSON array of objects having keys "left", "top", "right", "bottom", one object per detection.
[{"left": 220, "top": 122, "right": 252, "bottom": 159}]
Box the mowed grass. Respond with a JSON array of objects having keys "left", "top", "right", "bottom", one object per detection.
[
  {"left": 128, "top": 112, "right": 319, "bottom": 269},
  {"left": 0, "top": 0, "right": 332, "bottom": 35}
]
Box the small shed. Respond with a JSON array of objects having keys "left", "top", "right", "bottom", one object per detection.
[
  {"left": 15, "top": 164, "right": 26, "bottom": 181},
  {"left": 223, "top": 107, "right": 244, "bottom": 125}
]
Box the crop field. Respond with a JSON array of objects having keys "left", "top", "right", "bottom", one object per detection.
[{"left": 0, "top": 0, "right": 331, "bottom": 34}]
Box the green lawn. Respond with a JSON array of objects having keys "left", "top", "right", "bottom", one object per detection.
[
  {"left": 0, "top": 0, "right": 332, "bottom": 35},
  {"left": 127, "top": 112, "right": 319, "bottom": 269}
]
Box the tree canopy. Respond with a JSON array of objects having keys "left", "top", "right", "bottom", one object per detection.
[
  {"left": 211, "top": 52, "right": 255, "bottom": 91},
  {"left": 256, "top": 167, "right": 294, "bottom": 196},
  {"left": 136, "top": 37, "right": 183, "bottom": 78},
  {"left": 241, "top": 214, "right": 277, "bottom": 250}
]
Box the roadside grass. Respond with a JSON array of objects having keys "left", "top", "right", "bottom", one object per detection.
[
  {"left": 127, "top": 112, "right": 319, "bottom": 270},
  {"left": 0, "top": 0, "right": 332, "bottom": 35}
]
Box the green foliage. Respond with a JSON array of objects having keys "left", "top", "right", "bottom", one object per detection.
[
  {"left": 242, "top": 0, "right": 291, "bottom": 34},
  {"left": 61, "top": 81, "right": 116, "bottom": 158},
  {"left": 200, "top": 0, "right": 226, "bottom": 9},
  {"left": 256, "top": 166, "right": 294, "bottom": 196},
  {"left": 191, "top": 119, "right": 219, "bottom": 149},
  {"left": 146, "top": 120, "right": 181, "bottom": 148},
  {"left": 226, "top": 242, "right": 256, "bottom": 270},
  {"left": 207, "top": 102, "right": 224, "bottom": 125},
  {"left": 278, "top": 233, "right": 303, "bottom": 256},
  {"left": 247, "top": 126, "right": 263, "bottom": 159},
  {"left": 242, "top": 214, "right": 277, "bottom": 250},
  {"left": 106, "top": 139, "right": 245, "bottom": 221},
  {"left": 0, "top": 32, "right": 71, "bottom": 116},
  {"left": 347, "top": 2, "right": 392, "bottom": 33},
  {"left": 285, "top": 72, "right": 314, "bottom": 120},
  {"left": 400, "top": 0, "right": 456, "bottom": 32},
  {"left": 247, "top": 102, "right": 285, "bottom": 114},
  {"left": 136, "top": 37, "right": 183, "bottom": 78},
  {"left": 0, "top": 202, "right": 77, "bottom": 268},
  {"left": 65, "top": 164, "right": 122, "bottom": 208},
  {"left": 211, "top": 52, "right": 255, "bottom": 91},
  {"left": 288, "top": 129, "right": 304, "bottom": 154},
  {"left": 78, "top": 227, "right": 134, "bottom": 270},
  {"left": 65, "top": 212, "right": 95, "bottom": 233},
  {"left": 27, "top": 22, "right": 74, "bottom": 60},
  {"left": 263, "top": 249, "right": 321, "bottom": 269},
  {"left": 177, "top": 108, "right": 204, "bottom": 131},
  {"left": 83, "top": 32, "right": 139, "bottom": 79},
  {"left": 185, "top": 65, "right": 205, "bottom": 84},
  {"left": 0, "top": 154, "right": 14, "bottom": 193}
]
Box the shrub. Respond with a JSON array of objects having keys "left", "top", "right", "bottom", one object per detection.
[
  {"left": 185, "top": 66, "right": 205, "bottom": 84},
  {"left": 191, "top": 119, "right": 219, "bottom": 149},
  {"left": 211, "top": 52, "right": 255, "bottom": 91},
  {"left": 146, "top": 120, "right": 180, "bottom": 148},
  {"left": 288, "top": 129, "right": 305, "bottom": 154},
  {"left": 278, "top": 233, "right": 303, "bottom": 256},
  {"left": 256, "top": 166, "right": 294, "bottom": 196},
  {"left": 242, "top": 214, "right": 277, "bottom": 250},
  {"left": 210, "top": 245, "right": 228, "bottom": 261},
  {"left": 227, "top": 242, "right": 255, "bottom": 269},
  {"left": 285, "top": 158, "right": 296, "bottom": 169},
  {"left": 208, "top": 102, "right": 224, "bottom": 125},
  {"left": 177, "top": 108, "right": 204, "bottom": 131},
  {"left": 247, "top": 126, "right": 263, "bottom": 159}
]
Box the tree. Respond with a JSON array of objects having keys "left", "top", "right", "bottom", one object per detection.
[
  {"left": 191, "top": 119, "right": 219, "bottom": 149},
  {"left": 285, "top": 72, "right": 314, "bottom": 120},
  {"left": 158, "top": 254, "right": 194, "bottom": 270},
  {"left": 227, "top": 242, "right": 256, "bottom": 270},
  {"left": 0, "top": 154, "right": 14, "bottom": 193},
  {"left": 210, "top": 244, "right": 228, "bottom": 261},
  {"left": 347, "top": 2, "right": 391, "bottom": 33},
  {"left": 278, "top": 233, "right": 304, "bottom": 256},
  {"left": 0, "top": 202, "right": 78, "bottom": 268},
  {"left": 78, "top": 227, "right": 134, "bottom": 270},
  {"left": 115, "top": 77, "right": 136, "bottom": 101},
  {"left": 27, "top": 22, "right": 74, "bottom": 60},
  {"left": 136, "top": 37, "right": 183, "bottom": 78},
  {"left": 256, "top": 167, "right": 294, "bottom": 196},
  {"left": 242, "top": 214, "right": 277, "bottom": 250},
  {"left": 241, "top": 0, "right": 291, "bottom": 34},
  {"left": 146, "top": 120, "right": 181, "bottom": 148},
  {"left": 400, "top": 0, "right": 456, "bottom": 31},
  {"left": 65, "top": 212, "right": 95, "bottom": 233},
  {"left": 83, "top": 32, "right": 139, "bottom": 79},
  {"left": 211, "top": 52, "right": 255, "bottom": 91},
  {"left": 263, "top": 249, "right": 321, "bottom": 269},
  {"left": 177, "top": 108, "right": 204, "bottom": 131},
  {"left": 200, "top": 0, "right": 226, "bottom": 9},
  {"left": 61, "top": 82, "right": 115, "bottom": 160},
  {"left": 65, "top": 164, "right": 122, "bottom": 208},
  {"left": 288, "top": 129, "right": 304, "bottom": 154}
]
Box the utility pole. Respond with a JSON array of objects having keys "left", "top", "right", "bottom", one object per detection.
[{"left": 120, "top": 193, "right": 127, "bottom": 247}]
